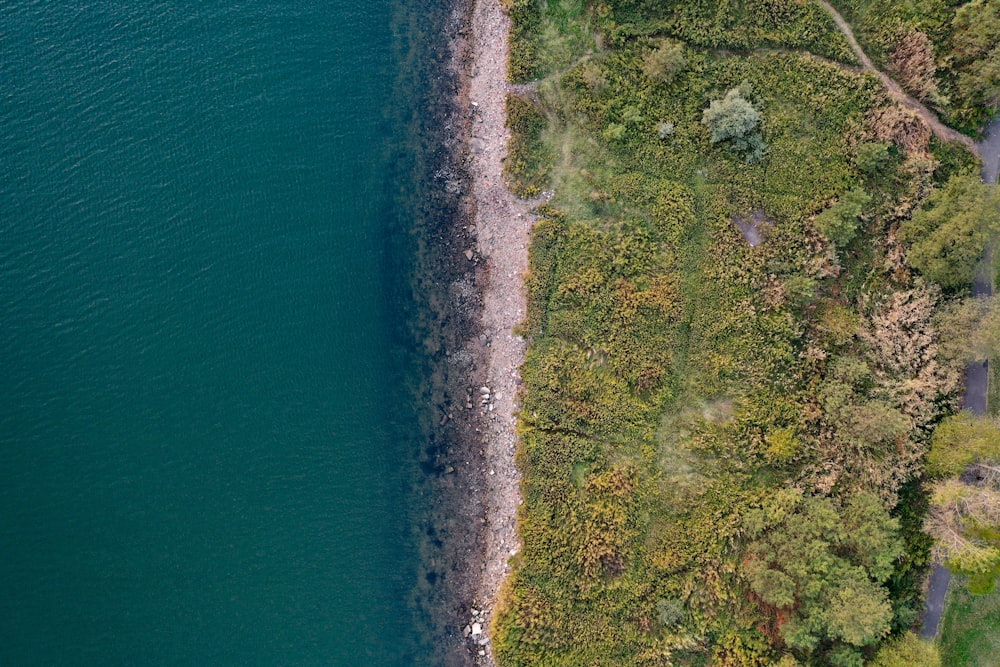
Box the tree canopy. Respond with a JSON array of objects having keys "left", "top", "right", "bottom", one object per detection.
[
  {"left": 742, "top": 489, "right": 901, "bottom": 662},
  {"left": 902, "top": 175, "right": 1000, "bottom": 289},
  {"left": 870, "top": 632, "right": 941, "bottom": 667},
  {"left": 815, "top": 187, "right": 872, "bottom": 247}
]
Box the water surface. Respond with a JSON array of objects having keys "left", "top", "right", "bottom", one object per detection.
[{"left": 0, "top": 1, "right": 433, "bottom": 663}]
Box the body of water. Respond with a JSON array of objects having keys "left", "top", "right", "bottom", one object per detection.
[{"left": 0, "top": 1, "right": 442, "bottom": 663}]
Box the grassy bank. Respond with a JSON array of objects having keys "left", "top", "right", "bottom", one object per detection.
[{"left": 491, "top": 0, "right": 991, "bottom": 661}]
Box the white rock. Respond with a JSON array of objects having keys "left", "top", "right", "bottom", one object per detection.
[{"left": 471, "top": 622, "right": 483, "bottom": 636}]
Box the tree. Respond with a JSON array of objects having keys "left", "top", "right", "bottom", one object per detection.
[
  {"left": 926, "top": 478, "right": 1000, "bottom": 580},
  {"left": 701, "top": 87, "right": 767, "bottom": 163},
  {"left": 815, "top": 187, "right": 871, "bottom": 246},
  {"left": 855, "top": 141, "right": 892, "bottom": 176},
  {"left": 742, "top": 489, "right": 901, "bottom": 661},
  {"left": 818, "top": 356, "right": 909, "bottom": 451},
  {"left": 926, "top": 412, "right": 1000, "bottom": 478},
  {"left": 934, "top": 294, "right": 1000, "bottom": 367},
  {"left": 933, "top": 295, "right": 991, "bottom": 367},
  {"left": 901, "top": 175, "right": 1000, "bottom": 289},
  {"left": 973, "top": 300, "right": 1000, "bottom": 361},
  {"left": 870, "top": 632, "right": 941, "bottom": 667},
  {"left": 925, "top": 413, "right": 1000, "bottom": 591},
  {"left": 949, "top": 0, "right": 1000, "bottom": 127},
  {"left": 642, "top": 39, "right": 686, "bottom": 84}
]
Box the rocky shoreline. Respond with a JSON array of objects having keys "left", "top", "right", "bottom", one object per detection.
[
  {"left": 456, "top": 0, "right": 538, "bottom": 661},
  {"left": 397, "top": 0, "right": 529, "bottom": 662}
]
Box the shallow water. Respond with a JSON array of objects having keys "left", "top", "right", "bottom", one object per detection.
[{"left": 0, "top": 1, "right": 440, "bottom": 663}]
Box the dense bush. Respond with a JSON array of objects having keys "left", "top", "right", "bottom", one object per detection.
[
  {"left": 502, "top": 0, "right": 541, "bottom": 81},
  {"left": 701, "top": 87, "right": 767, "bottom": 163},
  {"left": 641, "top": 39, "right": 686, "bottom": 83},
  {"left": 830, "top": 0, "right": 1000, "bottom": 132},
  {"left": 949, "top": 0, "right": 1000, "bottom": 129}
]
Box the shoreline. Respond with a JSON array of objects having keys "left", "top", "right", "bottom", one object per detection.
[
  {"left": 396, "top": 0, "right": 529, "bottom": 660},
  {"left": 452, "top": 0, "right": 533, "bottom": 660}
]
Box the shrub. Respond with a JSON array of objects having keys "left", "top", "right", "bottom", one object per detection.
[
  {"left": 642, "top": 39, "right": 686, "bottom": 84},
  {"left": 701, "top": 87, "right": 767, "bottom": 162},
  {"left": 890, "top": 30, "right": 940, "bottom": 102}
]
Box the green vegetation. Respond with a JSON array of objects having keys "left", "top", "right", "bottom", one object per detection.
[
  {"left": 642, "top": 39, "right": 687, "bottom": 84},
  {"left": 830, "top": 0, "right": 1000, "bottom": 132},
  {"left": 901, "top": 175, "right": 1000, "bottom": 290},
  {"left": 923, "top": 414, "right": 1000, "bottom": 591},
  {"left": 504, "top": 94, "right": 554, "bottom": 198},
  {"left": 743, "top": 490, "right": 901, "bottom": 659},
  {"left": 871, "top": 632, "right": 941, "bottom": 666},
  {"left": 505, "top": 0, "right": 856, "bottom": 84},
  {"left": 493, "top": 0, "right": 999, "bottom": 664},
  {"left": 856, "top": 141, "right": 893, "bottom": 175},
  {"left": 939, "top": 580, "right": 1000, "bottom": 666},
  {"left": 701, "top": 86, "right": 767, "bottom": 163},
  {"left": 815, "top": 187, "right": 870, "bottom": 247},
  {"left": 926, "top": 412, "right": 1000, "bottom": 478}
]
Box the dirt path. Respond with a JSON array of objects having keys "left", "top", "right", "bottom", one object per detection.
[{"left": 817, "top": 0, "right": 978, "bottom": 155}]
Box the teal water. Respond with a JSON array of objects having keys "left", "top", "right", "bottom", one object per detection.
[{"left": 0, "top": 1, "right": 437, "bottom": 663}]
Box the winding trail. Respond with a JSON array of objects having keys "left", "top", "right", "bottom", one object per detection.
[{"left": 817, "top": 0, "right": 978, "bottom": 155}]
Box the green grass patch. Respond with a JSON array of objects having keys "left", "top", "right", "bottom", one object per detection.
[
  {"left": 504, "top": 94, "right": 555, "bottom": 198},
  {"left": 505, "top": 0, "right": 600, "bottom": 82},
  {"left": 939, "top": 580, "right": 1000, "bottom": 666},
  {"left": 598, "top": 0, "right": 855, "bottom": 62}
]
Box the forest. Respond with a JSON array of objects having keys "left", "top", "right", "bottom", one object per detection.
[{"left": 492, "top": 0, "right": 1000, "bottom": 664}]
